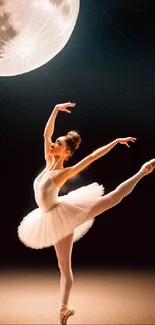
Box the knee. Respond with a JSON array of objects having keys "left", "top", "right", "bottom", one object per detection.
[
  {"left": 58, "top": 260, "right": 73, "bottom": 283},
  {"left": 112, "top": 190, "right": 123, "bottom": 205},
  {"left": 58, "top": 259, "right": 71, "bottom": 273}
]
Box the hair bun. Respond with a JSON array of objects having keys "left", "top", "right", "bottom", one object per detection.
[{"left": 67, "top": 130, "right": 81, "bottom": 150}]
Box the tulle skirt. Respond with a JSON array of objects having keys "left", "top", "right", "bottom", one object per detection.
[{"left": 18, "top": 182, "right": 105, "bottom": 249}]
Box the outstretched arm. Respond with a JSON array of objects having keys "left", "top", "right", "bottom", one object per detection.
[
  {"left": 43, "top": 102, "right": 76, "bottom": 164},
  {"left": 67, "top": 137, "right": 137, "bottom": 178}
]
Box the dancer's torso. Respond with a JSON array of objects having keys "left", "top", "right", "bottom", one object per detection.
[{"left": 33, "top": 170, "right": 60, "bottom": 212}]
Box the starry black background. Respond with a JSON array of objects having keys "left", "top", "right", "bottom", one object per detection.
[{"left": 1, "top": 0, "right": 155, "bottom": 270}]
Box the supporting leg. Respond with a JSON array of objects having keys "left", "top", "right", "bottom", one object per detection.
[{"left": 54, "top": 233, "right": 75, "bottom": 324}]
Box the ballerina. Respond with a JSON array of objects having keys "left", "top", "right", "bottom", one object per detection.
[{"left": 18, "top": 102, "right": 155, "bottom": 325}]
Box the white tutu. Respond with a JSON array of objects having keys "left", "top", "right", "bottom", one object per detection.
[{"left": 18, "top": 181, "right": 105, "bottom": 249}]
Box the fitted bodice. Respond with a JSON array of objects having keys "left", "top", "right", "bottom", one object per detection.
[{"left": 33, "top": 170, "right": 60, "bottom": 212}]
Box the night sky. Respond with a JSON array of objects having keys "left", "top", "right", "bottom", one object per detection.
[{"left": 1, "top": 0, "right": 155, "bottom": 269}]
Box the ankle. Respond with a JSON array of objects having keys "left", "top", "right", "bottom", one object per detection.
[
  {"left": 138, "top": 170, "right": 145, "bottom": 178},
  {"left": 59, "top": 303, "right": 68, "bottom": 314}
]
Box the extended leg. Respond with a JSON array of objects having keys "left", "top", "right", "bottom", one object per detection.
[{"left": 80, "top": 159, "right": 155, "bottom": 224}]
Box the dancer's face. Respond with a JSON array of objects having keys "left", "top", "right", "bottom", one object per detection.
[{"left": 49, "top": 136, "right": 70, "bottom": 159}]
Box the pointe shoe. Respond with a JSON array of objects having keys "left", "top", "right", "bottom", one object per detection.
[
  {"left": 140, "top": 159, "right": 155, "bottom": 176},
  {"left": 59, "top": 304, "right": 75, "bottom": 325}
]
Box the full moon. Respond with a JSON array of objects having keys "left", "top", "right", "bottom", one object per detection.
[{"left": 0, "top": 0, "right": 80, "bottom": 76}]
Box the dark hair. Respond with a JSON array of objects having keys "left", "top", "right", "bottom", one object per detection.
[{"left": 65, "top": 130, "right": 81, "bottom": 161}]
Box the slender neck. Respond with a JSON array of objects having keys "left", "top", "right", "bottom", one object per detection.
[
  {"left": 39, "top": 155, "right": 65, "bottom": 180},
  {"left": 49, "top": 156, "right": 65, "bottom": 170}
]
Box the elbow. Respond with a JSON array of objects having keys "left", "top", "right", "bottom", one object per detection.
[
  {"left": 89, "top": 153, "right": 97, "bottom": 163},
  {"left": 43, "top": 132, "right": 50, "bottom": 139}
]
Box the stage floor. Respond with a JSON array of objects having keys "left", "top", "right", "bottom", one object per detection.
[{"left": 0, "top": 268, "right": 155, "bottom": 324}]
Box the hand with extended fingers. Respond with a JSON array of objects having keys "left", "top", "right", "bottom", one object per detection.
[
  {"left": 55, "top": 102, "right": 76, "bottom": 113},
  {"left": 118, "top": 137, "right": 137, "bottom": 147}
]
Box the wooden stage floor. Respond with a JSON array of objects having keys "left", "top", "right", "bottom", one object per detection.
[{"left": 0, "top": 268, "right": 155, "bottom": 324}]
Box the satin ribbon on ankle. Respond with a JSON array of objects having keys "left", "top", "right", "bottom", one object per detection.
[{"left": 60, "top": 303, "right": 67, "bottom": 306}]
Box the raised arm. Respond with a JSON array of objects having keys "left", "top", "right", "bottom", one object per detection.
[
  {"left": 67, "top": 137, "right": 137, "bottom": 179},
  {"left": 43, "top": 105, "right": 59, "bottom": 165},
  {"left": 43, "top": 102, "right": 76, "bottom": 164},
  {"left": 43, "top": 105, "right": 59, "bottom": 139}
]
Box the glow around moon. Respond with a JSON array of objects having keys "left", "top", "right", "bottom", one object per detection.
[{"left": 0, "top": 0, "right": 80, "bottom": 76}]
